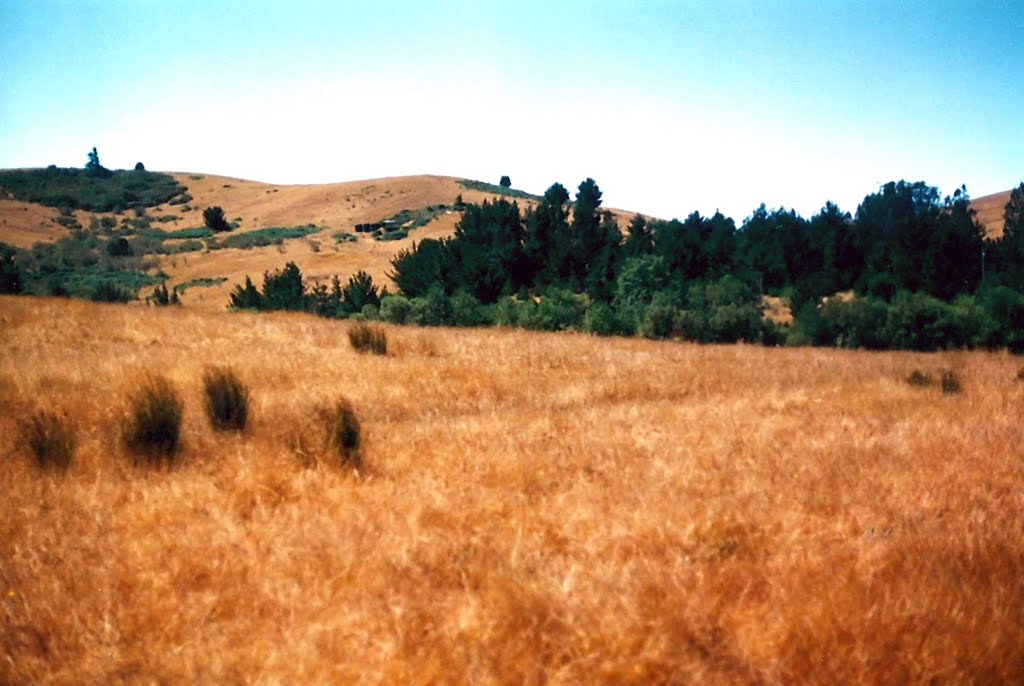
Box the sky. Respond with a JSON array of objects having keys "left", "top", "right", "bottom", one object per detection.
[{"left": 1, "top": 0, "right": 1022, "bottom": 222}]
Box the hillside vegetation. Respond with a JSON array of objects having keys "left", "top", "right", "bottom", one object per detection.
[{"left": 2, "top": 296, "right": 1023, "bottom": 683}]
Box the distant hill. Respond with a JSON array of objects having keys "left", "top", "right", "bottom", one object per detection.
[
  {"left": 971, "top": 190, "right": 1012, "bottom": 238},
  {"left": 0, "top": 171, "right": 640, "bottom": 309}
]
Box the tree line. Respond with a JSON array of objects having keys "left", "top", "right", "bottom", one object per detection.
[{"left": 223, "top": 178, "right": 1024, "bottom": 352}]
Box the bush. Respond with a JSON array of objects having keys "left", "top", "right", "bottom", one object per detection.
[
  {"left": 941, "top": 371, "right": 962, "bottom": 395},
  {"left": 0, "top": 243, "right": 22, "bottom": 294},
  {"left": 584, "top": 300, "right": 627, "bottom": 336},
  {"left": 380, "top": 295, "right": 413, "bottom": 324},
  {"left": 907, "top": 370, "right": 933, "bottom": 387},
  {"left": 348, "top": 323, "right": 388, "bottom": 355},
  {"left": 124, "top": 375, "right": 184, "bottom": 463},
  {"left": 451, "top": 290, "right": 492, "bottom": 327},
  {"left": 320, "top": 399, "right": 362, "bottom": 469},
  {"left": 90, "top": 280, "right": 133, "bottom": 303},
  {"left": 202, "top": 367, "right": 250, "bottom": 432},
  {"left": 20, "top": 409, "right": 76, "bottom": 471},
  {"left": 519, "top": 287, "right": 587, "bottom": 331},
  {"left": 203, "top": 206, "right": 230, "bottom": 232}
]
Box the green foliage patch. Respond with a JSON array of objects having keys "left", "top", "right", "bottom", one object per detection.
[
  {"left": 215, "top": 225, "right": 321, "bottom": 249},
  {"left": 459, "top": 179, "right": 541, "bottom": 201},
  {"left": 0, "top": 167, "right": 187, "bottom": 212}
]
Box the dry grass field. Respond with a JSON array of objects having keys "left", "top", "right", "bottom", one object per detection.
[{"left": 3, "top": 295, "right": 1023, "bottom": 684}]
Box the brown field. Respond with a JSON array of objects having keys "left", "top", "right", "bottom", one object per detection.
[{"left": 2, "top": 295, "right": 1023, "bottom": 684}]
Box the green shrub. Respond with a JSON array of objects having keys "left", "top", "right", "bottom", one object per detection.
[
  {"left": 451, "top": 290, "right": 492, "bottom": 327},
  {"left": 124, "top": 375, "right": 184, "bottom": 463},
  {"left": 0, "top": 167, "right": 186, "bottom": 212},
  {"left": 584, "top": 300, "right": 627, "bottom": 336},
  {"left": 380, "top": 295, "right": 412, "bottom": 324},
  {"left": 639, "top": 292, "right": 681, "bottom": 339},
  {"left": 203, "top": 206, "right": 230, "bottom": 232},
  {"left": 320, "top": 399, "right": 363, "bottom": 469},
  {"left": 20, "top": 409, "right": 76, "bottom": 471},
  {"left": 519, "top": 287, "right": 586, "bottom": 331},
  {"left": 348, "top": 323, "right": 388, "bottom": 355},
  {"left": 217, "top": 225, "right": 320, "bottom": 249},
  {"left": 90, "top": 280, "right": 133, "bottom": 303},
  {"left": 493, "top": 296, "right": 522, "bottom": 327},
  {"left": 202, "top": 367, "right": 250, "bottom": 432}
]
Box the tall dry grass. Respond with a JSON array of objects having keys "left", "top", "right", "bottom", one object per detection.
[{"left": 1, "top": 295, "right": 1023, "bottom": 684}]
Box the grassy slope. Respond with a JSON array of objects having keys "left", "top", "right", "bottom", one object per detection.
[
  {"left": 971, "top": 189, "right": 1012, "bottom": 238},
  {"left": 2, "top": 295, "right": 1023, "bottom": 684},
  {"left": 0, "top": 173, "right": 641, "bottom": 310}
]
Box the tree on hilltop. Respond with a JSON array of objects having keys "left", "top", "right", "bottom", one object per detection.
[
  {"left": 85, "top": 146, "right": 111, "bottom": 177},
  {"left": 499, "top": 175, "right": 511, "bottom": 188}
]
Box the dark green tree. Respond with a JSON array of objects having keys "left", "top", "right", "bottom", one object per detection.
[
  {"left": 523, "top": 182, "right": 571, "bottom": 288},
  {"left": 229, "top": 276, "right": 264, "bottom": 310},
  {"left": 389, "top": 238, "right": 453, "bottom": 298},
  {"left": 623, "top": 213, "right": 653, "bottom": 259},
  {"left": 203, "top": 206, "right": 230, "bottom": 232},
  {"left": 997, "top": 183, "right": 1024, "bottom": 290},
  {"left": 0, "top": 243, "right": 22, "bottom": 294},
  {"left": 342, "top": 270, "right": 381, "bottom": 313},
  {"left": 854, "top": 181, "right": 942, "bottom": 293},
  {"left": 449, "top": 198, "right": 526, "bottom": 302},
  {"left": 925, "top": 187, "right": 984, "bottom": 299},
  {"left": 499, "top": 175, "right": 511, "bottom": 188},
  {"left": 261, "top": 262, "right": 307, "bottom": 311}
]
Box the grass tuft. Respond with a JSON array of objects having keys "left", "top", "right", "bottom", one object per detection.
[
  {"left": 348, "top": 323, "right": 388, "bottom": 355},
  {"left": 124, "top": 374, "right": 184, "bottom": 463},
  {"left": 941, "top": 370, "right": 962, "bottom": 395},
  {"left": 906, "top": 370, "right": 933, "bottom": 387},
  {"left": 20, "top": 409, "right": 76, "bottom": 471},
  {"left": 202, "top": 366, "right": 250, "bottom": 432},
  {"left": 320, "top": 399, "right": 363, "bottom": 469}
]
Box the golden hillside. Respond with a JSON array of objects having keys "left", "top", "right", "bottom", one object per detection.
[
  {"left": 971, "top": 189, "right": 1012, "bottom": 238},
  {"left": 2, "top": 295, "right": 1023, "bottom": 683},
  {"left": 0, "top": 173, "right": 639, "bottom": 311}
]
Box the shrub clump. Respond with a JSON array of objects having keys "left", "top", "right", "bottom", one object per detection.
[
  {"left": 20, "top": 409, "right": 76, "bottom": 471},
  {"left": 202, "top": 366, "right": 250, "bottom": 432},
  {"left": 907, "top": 370, "right": 933, "bottom": 387},
  {"left": 941, "top": 371, "right": 962, "bottom": 395},
  {"left": 348, "top": 323, "right": 387, "bottom": 355},
  {"left": 320, "top": 399, "right": 362, "bottom": 469},
  {"left": 124, "top": 374, "right": 184, "bottom": 463}
]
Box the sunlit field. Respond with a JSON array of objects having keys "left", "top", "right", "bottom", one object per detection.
[{"left": 2, "top": 295, "right": 1022, "bottom": 684}]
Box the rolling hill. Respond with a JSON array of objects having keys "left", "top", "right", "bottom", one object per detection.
[{"left": 0, "top": 172, "right": 640, "bottom": 310}]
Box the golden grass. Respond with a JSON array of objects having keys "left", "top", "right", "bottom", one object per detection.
[
  {"left": 971, "top": 189, "right": 1011, "bottom": 239},
  {"left": 2, "top": 295, "right": 1023, "bottom": 684}
]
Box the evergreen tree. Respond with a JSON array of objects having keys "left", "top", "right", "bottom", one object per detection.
[
  {"left": 261, "top": 262, "right": 306, "bottom": 311},
  {"left": 523, "top": 182, "right": 571, "bottom": 288},
  {"left": 203, "top": 206, "right": 230, "bottom": 232},
  {"left": 925, "top": 187, "right": 984, "bottom": 299},
  {"left": 623, "top": 213, "right": 653, "bottom": 259},
  {"left": 998, "top": 183, "right": 1024, "bottom": 290},
  {"left": 229, "top": 276, "right": 264, "bottom": 310},
  {"left": 342, "top": 270, "right": 381, "bottom": 313},
  {"left": 389, "top": 238, "right": 452, "bottom": 297}
]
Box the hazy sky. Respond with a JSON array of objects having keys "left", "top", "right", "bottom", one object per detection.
[{"left": 2, "top": 0, "right": 1021, "bottom": 221}]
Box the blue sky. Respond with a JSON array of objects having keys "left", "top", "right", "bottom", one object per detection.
[{"left": 1, "top": 0, "right": 1021, "bottom": 221}]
